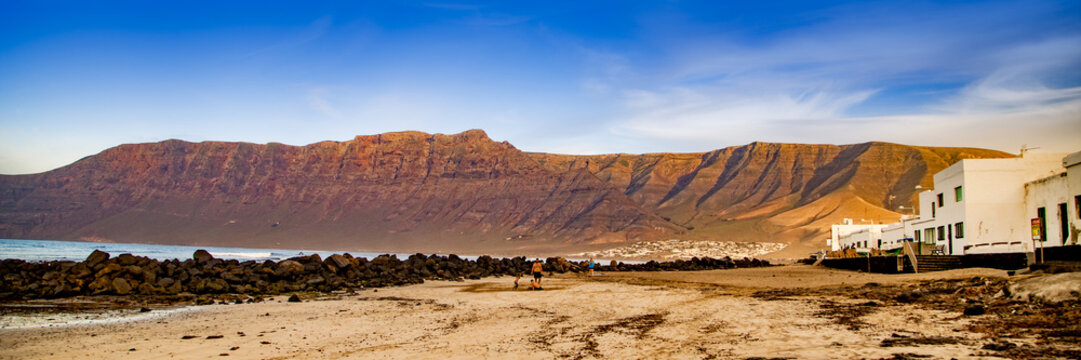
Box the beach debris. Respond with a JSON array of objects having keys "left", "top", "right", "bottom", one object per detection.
[
  {"left": 181, "top": 335, "right": 198, "bottom": 339},
  {"left": 206, "top": 334, "right": 224, "bottom": 339},
  {"left": 288, "top": 294, "right": 301, "bottom": 302},
  {"left": 963, "top": 304, "right": 986, "bottom": 316}
]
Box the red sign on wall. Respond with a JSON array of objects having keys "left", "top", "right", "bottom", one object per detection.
[{"left": 1031, "top": 218, "right": 1042, "bottom": 241}]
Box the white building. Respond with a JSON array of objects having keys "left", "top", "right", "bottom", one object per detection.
[
  {"left": 829, "top": 219, "right": 887, "bottom": 251},
  {"left": 828, "top": 149, "right": 1081, "bottom": 256},
  {"left": 911, "top": 151, "right": 1065, "bottom": 255},
  {"left": 880, "top": 215, "right": 921, "bottom": 250},
  {"left": 1023, "top": 150, "right": 1081, "bottom": 250},
  {"left": 1067, "top": 151, "right": 1081, "bottom": 242}
]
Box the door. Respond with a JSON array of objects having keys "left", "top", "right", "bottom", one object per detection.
[
  {"left": 1060, "top": 203, "right": 1069, "bottom": 245},
  {"left": 948, "top": 224, "right": 953, "bottom": 255}
]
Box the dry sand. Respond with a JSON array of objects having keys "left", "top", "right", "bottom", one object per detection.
[{"left": 0, "top": 265, "right": 1055, "bottom": 359}]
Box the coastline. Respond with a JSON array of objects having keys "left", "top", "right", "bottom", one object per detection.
[{"left": 2, "top": 265, "right": 1078, "bottom": 359}]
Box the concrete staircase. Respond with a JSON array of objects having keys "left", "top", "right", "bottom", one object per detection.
[{"left": 914, "top": 255, "right": 964, "bottom": 272}]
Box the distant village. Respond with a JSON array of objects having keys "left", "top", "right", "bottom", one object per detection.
[
  {"left": 829, "top": 149, "right": 1081, "bottom": 263},
  {"left": 576, "top": 239, "right": 786, "bottom": 261}
]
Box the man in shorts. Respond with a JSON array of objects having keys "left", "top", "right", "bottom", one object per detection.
[{"left": 531, "top": 259, "right": 544, "bottom": 289}]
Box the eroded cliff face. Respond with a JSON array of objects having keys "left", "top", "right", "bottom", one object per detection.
[
  {"left": 0, "top": 130, "right": 677, "bottom": 254},
  {"left": 0, "top": 130, "right": 1012, "bottom": 257},
  {"left": 530, "top": 142, "right": 1011, "bottom": 256}
]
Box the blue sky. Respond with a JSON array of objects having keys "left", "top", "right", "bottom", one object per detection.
[{"left": 1, "top": 0, "right": 1079, "bottom": 174}]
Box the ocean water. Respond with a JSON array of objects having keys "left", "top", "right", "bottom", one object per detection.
[{"left": 0, "top": 239, "right": 411, "bottom": 263}]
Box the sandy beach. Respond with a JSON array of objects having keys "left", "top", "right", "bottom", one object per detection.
[{"left": 1, "top": 265, "right": 1077, "bottom": 360}]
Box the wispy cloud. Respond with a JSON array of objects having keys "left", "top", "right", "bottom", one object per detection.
[
  {"left": 581, "top": 1, "right": 1081, "bottom": 153},
  {"left": 306, "top": 88, "right": 341, "bottom": 119}
]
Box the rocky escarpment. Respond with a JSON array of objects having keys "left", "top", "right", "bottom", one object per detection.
[
  {"left": 0, "top": 130, "right": 677, "bottom": 253},
  {"left": 531, "top": 142, "right": 1011, "bottom": 255}
]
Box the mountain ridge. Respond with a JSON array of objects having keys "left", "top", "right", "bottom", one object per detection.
[
  {"left": 0, "top": 130, "right": 678, "bottom": 255},
  {"left": 0, "top": 130, "right": 1013, "bottom": 257},
  {"left": 529, "top": 141, "right": 1011, "bottom": 256}
]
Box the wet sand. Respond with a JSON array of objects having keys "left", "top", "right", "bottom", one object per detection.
[{"left": 0, "top": 265, "right": 1072, "bottom": 359}]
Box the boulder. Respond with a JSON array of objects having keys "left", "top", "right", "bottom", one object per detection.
[
  {"left": 116, "top": 253, "right": 138, "bottom": 266},
  {"left": 85, "top": 250, "right": 110, "bottom": 267},
  {"left": 95, "top": 263, "right": 123, "bottom": 278},
  {"left": 277, "top": 260, "right": 304, "bottom": 274},
  {"left": 325, "top": 254, "right": 352, "bottom": 270},
  {"left": 193, "top": 250, "right": 214, "bottom": 263},
  {"left": 112, "top": 278, "right": 132, "bottom": 295},
  {"left": 206, "top": 279, "right": 228, "bottom": 292}
]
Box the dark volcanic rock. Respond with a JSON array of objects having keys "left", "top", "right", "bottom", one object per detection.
[
  {"left": 112, "top": 278, "right": 132, "bottom": 295},
  {"left": 85, "top": 250, "right": 110, "bottom": 267},
  {"left": 0, "top": 250, "right": 769, "bottom": 301},
  {"left": 193, "top": 250, "right": 214, "bottom": 263}
]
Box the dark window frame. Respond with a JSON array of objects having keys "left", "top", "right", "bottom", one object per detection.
[
  {"left": 954, "top": 186, "right": 963, "bottom": 202},
  {"left": 1075, "top": 195, "right": 1080, "bottom": 219},
  {"left": 937, "top": 193, "right": 944, "bottom": 207},
  {"left": 937, "top": 226, "right": 945, "bottom": 241},
  {"left": 955, "top": 222, "right": 964, "bottom": 239}
]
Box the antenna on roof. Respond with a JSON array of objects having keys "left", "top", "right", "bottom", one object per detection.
[{"left": 1020, "top": 144, "right": 1040, "bottom": 157}]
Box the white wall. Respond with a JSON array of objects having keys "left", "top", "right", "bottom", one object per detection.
[
  {"left": 831, "top": 222, "right": 886, "bottom": 250},
  {"left": 835, "top": 226, "right": 885, "bottom": 250},
  {"left": 1066, "top": 151, "right": 1081, "bottom": 245},
  {"left": 880, "top": 215, "right": 919, "bottom": 250},
  {"left": 962, "top": 153, "right": 1065, "bottom": 254},
  {"left": 1025, "top": 174, "right": 1071, "bottom": 248}
]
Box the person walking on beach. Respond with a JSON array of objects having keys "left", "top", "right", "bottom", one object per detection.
[
  {"left": 531, "top": 259, "right": 544, "bottom": 289},
  {"left": 588, "top": 257, "right": 595, "bottom": 277},
  {"left": 514, "top": 273, "right": 522, "bottom": 290}
]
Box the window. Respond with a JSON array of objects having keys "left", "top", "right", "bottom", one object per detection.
[
  {"left": 937, "top": 193, "right": 944, "bottom": 207},
  {"left": 924, "top": 228, "right": 935, "bottom": 244},
  {"left": 1075, "top": 195, "right": 1080, "bottom": 219},
  {"left": 955, "top": 186, "right": 963, "bottom": 202},
  {"left": 955, "top": 222, "right": 964, "bottom": 239},
  {"left": 932, "top": 202, "right": 936, "bottom": 217},
  {"left": 937, "top": 226, "right": 945, "bottom": 241},
  {"left": 915, "top": 231, "right": 921, "bottom": 242}
]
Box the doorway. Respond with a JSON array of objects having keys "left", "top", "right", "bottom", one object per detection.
[
  {"left": 1059, "top": 203, "right": 1069, "bottom": 245},
  {"left": 948, "top": 224, "right": 953, "bottom": 255}
]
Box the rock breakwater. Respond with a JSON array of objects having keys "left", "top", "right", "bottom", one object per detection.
[{"left": 1, "top": 250, "right": 770, "bottom": 301}]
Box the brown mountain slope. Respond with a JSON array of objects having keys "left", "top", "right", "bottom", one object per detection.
[
  {"left": 529, "top": 142, "right": 1012, "bottom": 256},
  {"left": 0, "top": 130, "right": 678, "bottom": 255}
]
